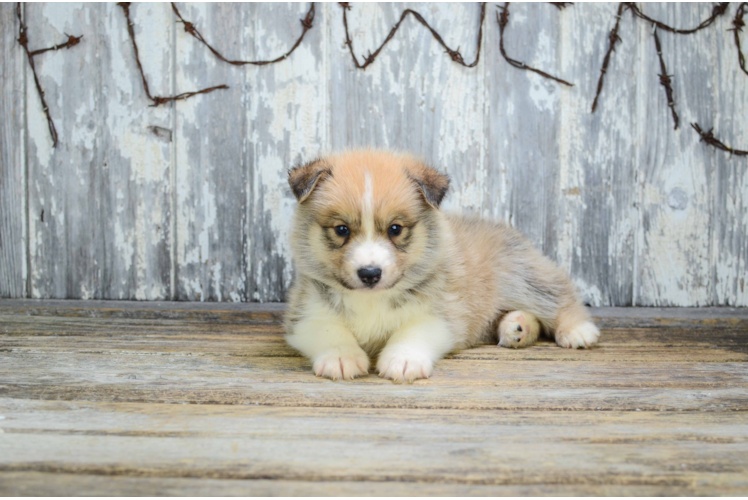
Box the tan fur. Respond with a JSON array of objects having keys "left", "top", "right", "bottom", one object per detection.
[{"left": 285, "top": 150, "right": 600, "bottom": 382}]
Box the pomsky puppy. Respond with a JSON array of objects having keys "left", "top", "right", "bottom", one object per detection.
[{"left": 285, "top": 150, "right": 600, "bottom": 383}]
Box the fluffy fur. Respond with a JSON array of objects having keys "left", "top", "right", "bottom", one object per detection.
[{"left": 285, "top": 150, "right": 600, "bottom": 383}]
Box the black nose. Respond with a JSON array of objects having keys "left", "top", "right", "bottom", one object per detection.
[{"left": 357, "top": 267, "right": 382, "bottom": 286}]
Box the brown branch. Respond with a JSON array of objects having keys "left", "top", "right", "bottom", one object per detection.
[
  {"left": 497, "top": 3, "right": 574, "bottom": 86},
  {"left": 340, "top": 2, "right": 486, "bottom": 70},
  {"left": 118, "top": 2, "right": 227, "bottom": 107},
  {"left": 731, "top": 3, "right": 748, "bottom": 76},
  {"left": 653, "top": 28, "right": 679, "bottom": 130},
  {"left": 170, "top": 3, "right": 316, "bottom": 66},
  {"left": 591, "top": 3, "right": 626, "bottom": 113},
  {"left": 627, "top": 2, "right": 729, "bottom": 35},
  {"left": 692, "top": 123, "right": 748, "bottom": 157},
  {"left": 15, "top": 2, "right": 84, "bottom": 148},
  {"left": 29, "top": 34, "right": 83, "bottom": 57}
]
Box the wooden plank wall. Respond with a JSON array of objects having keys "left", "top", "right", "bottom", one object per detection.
[
  {"left": 0, "top": 3, "right": 26, "bottom": 298},
  {"left": 0, "top": 3, "right": 746, "bottom": 305}
]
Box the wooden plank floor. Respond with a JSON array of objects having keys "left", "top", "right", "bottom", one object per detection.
[{"left": 1, "top": 300, "right": 747, "bottom": 496}]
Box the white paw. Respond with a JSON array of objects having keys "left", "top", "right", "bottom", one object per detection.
[
  {"left": 377, "top": 349, "right": 433, "bottom": 383},
  {"left": 498, "top": 310, "right": 540, "bottom": 349},
  {"left": 312, "top": 347, "right": 370, "bottom": 380},
  {"left": 555, "top": 321, "right": 600, "bottom": 349}
]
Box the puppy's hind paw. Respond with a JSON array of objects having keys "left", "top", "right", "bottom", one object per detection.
[
  {"left": 555, "top": 321, "right": 600, "bottom": 349},
  {"left": 498, "top": 310, "right": 540, "bottom": 348},
  {"left": 312, "top": 347, "right": 370, "bottom": 380}
]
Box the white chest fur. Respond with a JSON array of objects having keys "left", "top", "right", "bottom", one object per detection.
[{"left": 340, "top": 291, "right": 428, "bottom": 351}]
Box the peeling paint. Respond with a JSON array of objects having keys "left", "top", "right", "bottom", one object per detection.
[{"left": 6, "top": 3, "right": 746, "bottom": 306}]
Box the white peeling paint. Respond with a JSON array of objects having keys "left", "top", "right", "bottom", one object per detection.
[{"left": 9, "top": 2, "right": 747, "bottom": 307}]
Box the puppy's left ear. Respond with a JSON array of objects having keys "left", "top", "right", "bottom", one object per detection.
[
  {"left": 408, "top": 162, "right": 450, "bottom": 209},
  {"left": 288, "top": 159, "right": 331, "bottom": 203}
]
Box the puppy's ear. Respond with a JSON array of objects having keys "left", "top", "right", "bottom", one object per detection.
[
  {"left": 288, "top": 159, "right": 331, "bottom": 203},
  {"left": 408, "top": 162, "right": 450, "bottom": 209}
]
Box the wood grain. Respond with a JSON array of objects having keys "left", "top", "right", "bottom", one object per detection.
[
  {"left": 2, "top": 3, "right": 748, "bottom": 305},
  {"left": 329, "top": 3, "right": 487, "bottom": 213},
  {"left": 174, "top": 3, "right": 248, "bottom": 302},
  {"left": 0, "top": 3, "right": 26, "bottom": 298},
  {"left": 25, "top": 4, "right": 173, "bottom": 300},
  {"left": 1, "top": 402, "right": 747, "bottom": 481},
  {"left": 557, "top": 4, "right": 639, "bottom": 306},
  {"left": 712, "top": 2, "right": 748, "bottom": 306},
  {"left": 246, "top": 3, "right": 328, "bottom": 302},
  {"left": 4, "top": 472, "right": 747, "bottom": 497},
  {"left": 1, "top": 304, "right": 747, "bottom": 412},
  {"left": 0, "top": 301, "right": 747, "bottom": 495},
  {"left": 485, "top": 2, "right": 564, "bottom": 257},
  {"left": 635, "top": 4, "right": 718, "bottom": 306}
]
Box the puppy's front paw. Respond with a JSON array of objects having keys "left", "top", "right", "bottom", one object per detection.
[
  {"left": 312, "top": 347, "right": 370, "bottom": 380},
  {"left": 498, "top": 310, "right": 540, "bottom": 348},
  {"left": 555, "top": 321, "right": 600, "bottom": 349},
  {"left": 377, "top": 350, "right": 433, "bottom": 383}
]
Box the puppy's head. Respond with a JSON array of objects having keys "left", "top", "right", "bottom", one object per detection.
[{"left": 288, "top": 150, "right": 449, "bottom": 292}]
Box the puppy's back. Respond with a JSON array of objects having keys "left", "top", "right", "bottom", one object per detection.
[{"left": 443, "top": 213, "right": 577, "bottom": 342}]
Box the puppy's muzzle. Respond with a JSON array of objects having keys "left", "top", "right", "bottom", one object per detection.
[{"left": 357, "top": 267, "right": 382, "bottom": 287}]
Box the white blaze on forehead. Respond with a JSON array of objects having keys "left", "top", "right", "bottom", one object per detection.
[
  {"left": 362, "top": 171, "right": 374, "bottom": 235},
  {"left": 348, "top": 170, "right": 396, "bottom": 281}
]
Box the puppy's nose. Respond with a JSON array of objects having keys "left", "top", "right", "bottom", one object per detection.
[{"left": 357, "top": 267, "right": 382, "bottom": 286}]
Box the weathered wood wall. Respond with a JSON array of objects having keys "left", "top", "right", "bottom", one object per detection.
[{"left": 1, "top": 2, "right": 746, "bottom": 305}]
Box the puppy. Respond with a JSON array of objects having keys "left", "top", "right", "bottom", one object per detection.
[{"left": 284, "top": 150, "right": 600, "bottom": 382}]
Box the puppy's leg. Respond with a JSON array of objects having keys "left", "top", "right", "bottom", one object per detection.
[
  {"left": 553, "top": 301, "right": 600, "bottom": 349},
  {"left": 498, "top": 310, "right": 541, "bottom": 348},
  {"left": 286, "top": 315, "right": 370, "bottom": 381},
  {"left": 377, "top": 316, "right": 455, "bottom": 383}
]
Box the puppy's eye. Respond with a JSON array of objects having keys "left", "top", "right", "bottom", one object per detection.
[
  {"left": 334, "top": 225, "right": 350, "bottom": 237},
  {"left": 388, "top": 224, "right": 403, "bottom": 237}
]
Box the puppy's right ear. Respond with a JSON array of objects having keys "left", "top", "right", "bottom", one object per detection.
[
  {"left": 407, "top": 162, "right": 450, "bottom": 209},
  {"left": 288, "top": 159, "right": 331, "bottom": 203}
]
